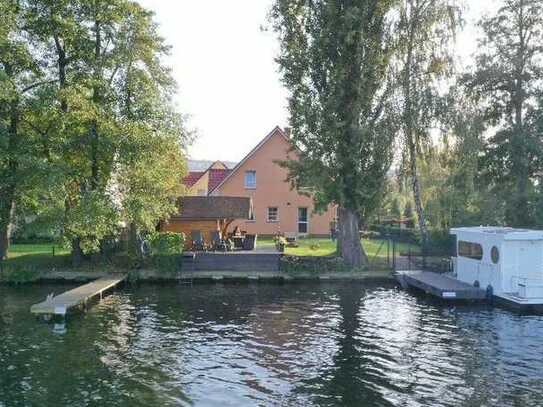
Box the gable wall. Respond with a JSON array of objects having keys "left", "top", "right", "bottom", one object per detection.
[{"left": 213, "top": 129, "right": 335, "bottom": 236}]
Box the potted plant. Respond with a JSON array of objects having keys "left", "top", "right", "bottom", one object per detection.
[{"left": 274, "top": 236, "right": 287, "bottom": 253}]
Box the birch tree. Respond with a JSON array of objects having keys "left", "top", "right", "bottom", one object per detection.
[{"left": 395, "top": 0, "right": 460, "bottom": 250}]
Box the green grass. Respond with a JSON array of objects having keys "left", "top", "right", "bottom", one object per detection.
[
  {"left": 259, "top": 237, "right": 419, "bottom": 258},
  {"left": 8, "top": 243, "right": 68, "bottom": 258},
  {"left": 3, "top": 243, "right": 70, "bottom": 270}
]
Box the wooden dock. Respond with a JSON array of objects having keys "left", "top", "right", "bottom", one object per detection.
[
  {"left": 30, "top": 275, "right": 126, "bottom": 316},
  {"left": 396, "top": 270, "right": 487, "bottom": 301}
]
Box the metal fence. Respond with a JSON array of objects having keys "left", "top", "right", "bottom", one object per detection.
[{"left": 367, "top": 234, "right": 453, "bottom": 273}]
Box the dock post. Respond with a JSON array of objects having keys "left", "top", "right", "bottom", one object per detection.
[
  {"left": 387, "top": 239, "right": 390, "bottom": 267},
  {"left": 392, "top": 240, "right": 396, "bottom": 271}
]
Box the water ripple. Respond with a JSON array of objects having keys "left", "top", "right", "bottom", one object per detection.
[{"left": 2, "top": 283, "right": 543, "bottom": 406}]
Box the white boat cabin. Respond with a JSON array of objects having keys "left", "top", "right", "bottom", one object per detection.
[{"left": 451, "top": 227, "right": 543, "bottom": 305}]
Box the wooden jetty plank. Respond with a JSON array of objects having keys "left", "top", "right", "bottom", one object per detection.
[
  {"left": 397, "top": 270, "right": 487, "bottom": 300},
  {"left": 30, "top": 275, "right": 126, "bottom": 315}
]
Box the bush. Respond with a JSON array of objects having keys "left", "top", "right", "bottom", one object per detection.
[
  {"left": 147, "top": 232, "right": 184, "bottom": 273},
  {"left": 280, "top": 255, "right": 351, "bottom": 273},
  {"left": 1, "top": 265, "right": 41, "bottom": 284},
  {"left": 148, "top": 232, "right": 185, "bottom": 255}
]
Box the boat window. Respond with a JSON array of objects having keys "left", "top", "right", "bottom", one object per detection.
[
  {"left": 491, "top": 246, "right": 499, "bottom": 264},
  {"left": 458, "top": 241, "right": 483, "bottom": 260}
]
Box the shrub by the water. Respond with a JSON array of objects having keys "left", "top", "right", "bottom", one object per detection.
[
  {"left": 280, "top": 255, "right": 351, "bottom": 273},
  {"left": 148, "top": 232, "right": 185, "bottom": 273},
  {"left": 148, "top": 232, "right": 185, "bottom": 255},
  {"left": 0, "top": 265, "right": 41, "bottom": 284}
]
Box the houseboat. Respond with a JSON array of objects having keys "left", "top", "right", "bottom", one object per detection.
[{"left": 451, "top": 226, "right": 543, "bottom": 309}]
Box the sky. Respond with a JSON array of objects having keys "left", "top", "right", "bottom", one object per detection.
[{"left": 139, "top": 0, "right": 497, "bottom": 163}]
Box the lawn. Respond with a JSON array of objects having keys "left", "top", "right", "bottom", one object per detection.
[
  {"left": 3, "top": 238, "right": 420, "bottom": 272},
  {"left": 8, "top": 243, "right": 68, "bottom": 258},
  {"left": 3, "top": 243, "right": 70, "bottom": 270},
  {"left": 259, "top": 237, "right": 419, "bottom": 258}
]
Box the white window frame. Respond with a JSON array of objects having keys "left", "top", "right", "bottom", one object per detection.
[
  {"left": 298, "top": 207, "right": 309, "bottom": 234},
  {"left": 267, "top": 207, "right": 279, "bottom": 223},
  {"left": 244, "top": 170, "right": 256, "bottom": 189}
]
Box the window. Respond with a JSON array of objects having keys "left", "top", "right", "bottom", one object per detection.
[
  {"left": 458, "top": 241, "right": 483, "bottom": 260},
  {"left": 298, "top": 207, "right": 308, "bottom": 234},
  {"left": 491, "top": 246, "right": 500, "bottom": 264},
  {"left": 267, "top": 207, "right": 279, "bottom": 222},
  {"left": 244, "top": 170, "right": 256, "bottom": 189}
]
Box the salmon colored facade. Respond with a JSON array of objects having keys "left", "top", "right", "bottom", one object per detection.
[{"left": 210, "top": 127, "right": 336, "bottom": 237}]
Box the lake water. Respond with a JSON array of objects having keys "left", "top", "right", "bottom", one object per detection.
[{"left": 1, "top": 282, "right": 543, "bottom": 406}]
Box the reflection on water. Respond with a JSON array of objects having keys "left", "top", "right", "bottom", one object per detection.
[{"left": 1, "top": 282, "right": 543, "bottom": 406}]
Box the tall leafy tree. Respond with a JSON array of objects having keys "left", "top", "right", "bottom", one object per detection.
[
  {"left": 1, "top": 0, "right": 187, "bottom": 261},
  {"left": 0, "top": 0, "right": 56, "bottom": 259},
  {"left": 270, "top": 0, "right": 399, "bottom": 266},
  {"left": 468, "top": 0, "right": 543, "bottom": 227}
]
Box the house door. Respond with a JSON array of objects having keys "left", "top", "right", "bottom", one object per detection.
[{"left": 298, "top": 207, "right": 308, "bottom": 234}]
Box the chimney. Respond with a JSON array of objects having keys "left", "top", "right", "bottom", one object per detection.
[{"left": 283, "top": 127, "right": 291, "bottom": 137}]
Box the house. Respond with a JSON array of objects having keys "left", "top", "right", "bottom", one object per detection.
[
  {"left": 182, "top": 161, "right": 232, "bottom": 196},
  {"left": 207, "top": 126, "right": 336, "bottom": 237},
  {"left": 162, "top": 196, "right": 253, "bottom": 248}
]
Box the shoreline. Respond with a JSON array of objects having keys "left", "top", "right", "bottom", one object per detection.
[{"left": 2, "top": 269, "right": 396, "bottom": 285}]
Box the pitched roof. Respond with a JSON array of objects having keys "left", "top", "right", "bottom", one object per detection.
[
  {"left": 182, "top": 171, "right": 204, "bottom": 188},
  {"left": 208, "top": 126, "right": 291, "bottom": 194},
  {"left": 172, "top": 196, "right": 253, "bottom": 220},
  {"left": 207, "top": 168, "right": 231, "bottom": 193}
]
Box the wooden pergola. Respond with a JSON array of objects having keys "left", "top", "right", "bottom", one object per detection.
[{"left": 166, "top": 196, "right": 253, "bottom": 242}]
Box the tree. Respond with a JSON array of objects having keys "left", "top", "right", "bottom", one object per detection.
[
  {"left": 468, "top": 0, "right": 543, "bottom": 227},
  {"left": 1, "top": 0, "right": 188, "bottom": 261},
  {"left": 395, "top": 0, "right": 460, "bottom": 249},
  {"left": 270, "top": 0, "right": 399, "bottom": 267},
  {"left": 0, "top": 0, "right": 56, "bottom": 259}
]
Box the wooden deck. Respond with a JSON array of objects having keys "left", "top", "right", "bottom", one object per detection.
[
  {"left": 396, "top": 270, "right": 487, "bottom": 301},
  {"left": 30, "top": 275, "right": 126, "bottom": 315}
]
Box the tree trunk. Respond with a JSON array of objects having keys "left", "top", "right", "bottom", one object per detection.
[
  {"left": 0, "top": 199, "right": 16, "bottom": 261},
  {"left": 402, "top": 7, "right": 429, "bottom": 252},
  {"left": 408, "top": 140, "right": 429, "bottom": 252},
  {"left": 338, "top": 206, "right": 368, "bottom": 267},
  {"left": 71, "top": 237, "right": 83, "bottom": 266},
  {"left": 127, "top": 222, "right": 140, "bottom": 258},
  {"left": 0, "top": 94, "right": 20, "bottom": 260}
]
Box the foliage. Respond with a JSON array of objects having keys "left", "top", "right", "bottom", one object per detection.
[
  {"left": 270, "top": 0, "right": 400, "bottom": 266},
  {"left": 394, "top": 0, "right": 462, "bottom": 247},
  {"left": 147, "top": 231, "right": 184, "bottom": 273},
  {"left": 465, "top": 0, "right": 543, "bottom": 227},
  {"left": 280, "top": 255, "right": 352, "bottom": 274},
  {"left": 0, "top": 264, "right": 41, "bottom": 284},
  {"left": 0, "top": 0, "right": 189, "bottom": 263},
  {"left": 148, "top": 232, "right": 185, "bottom": 256}
]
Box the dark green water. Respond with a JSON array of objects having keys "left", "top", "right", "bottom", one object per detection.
[{"left": 1, "top": 282, "right": 543, "bottom": 407}]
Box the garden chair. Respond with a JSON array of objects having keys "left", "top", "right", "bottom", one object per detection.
[
  {"left": 211, "top": 230, "right": 229, "bottom": 252},
  {"left": 242, "top": 234, "right": 258, "bottom": 251},
  {"left": 191, "top": 230, "right": 207, "bottom": 251}
]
